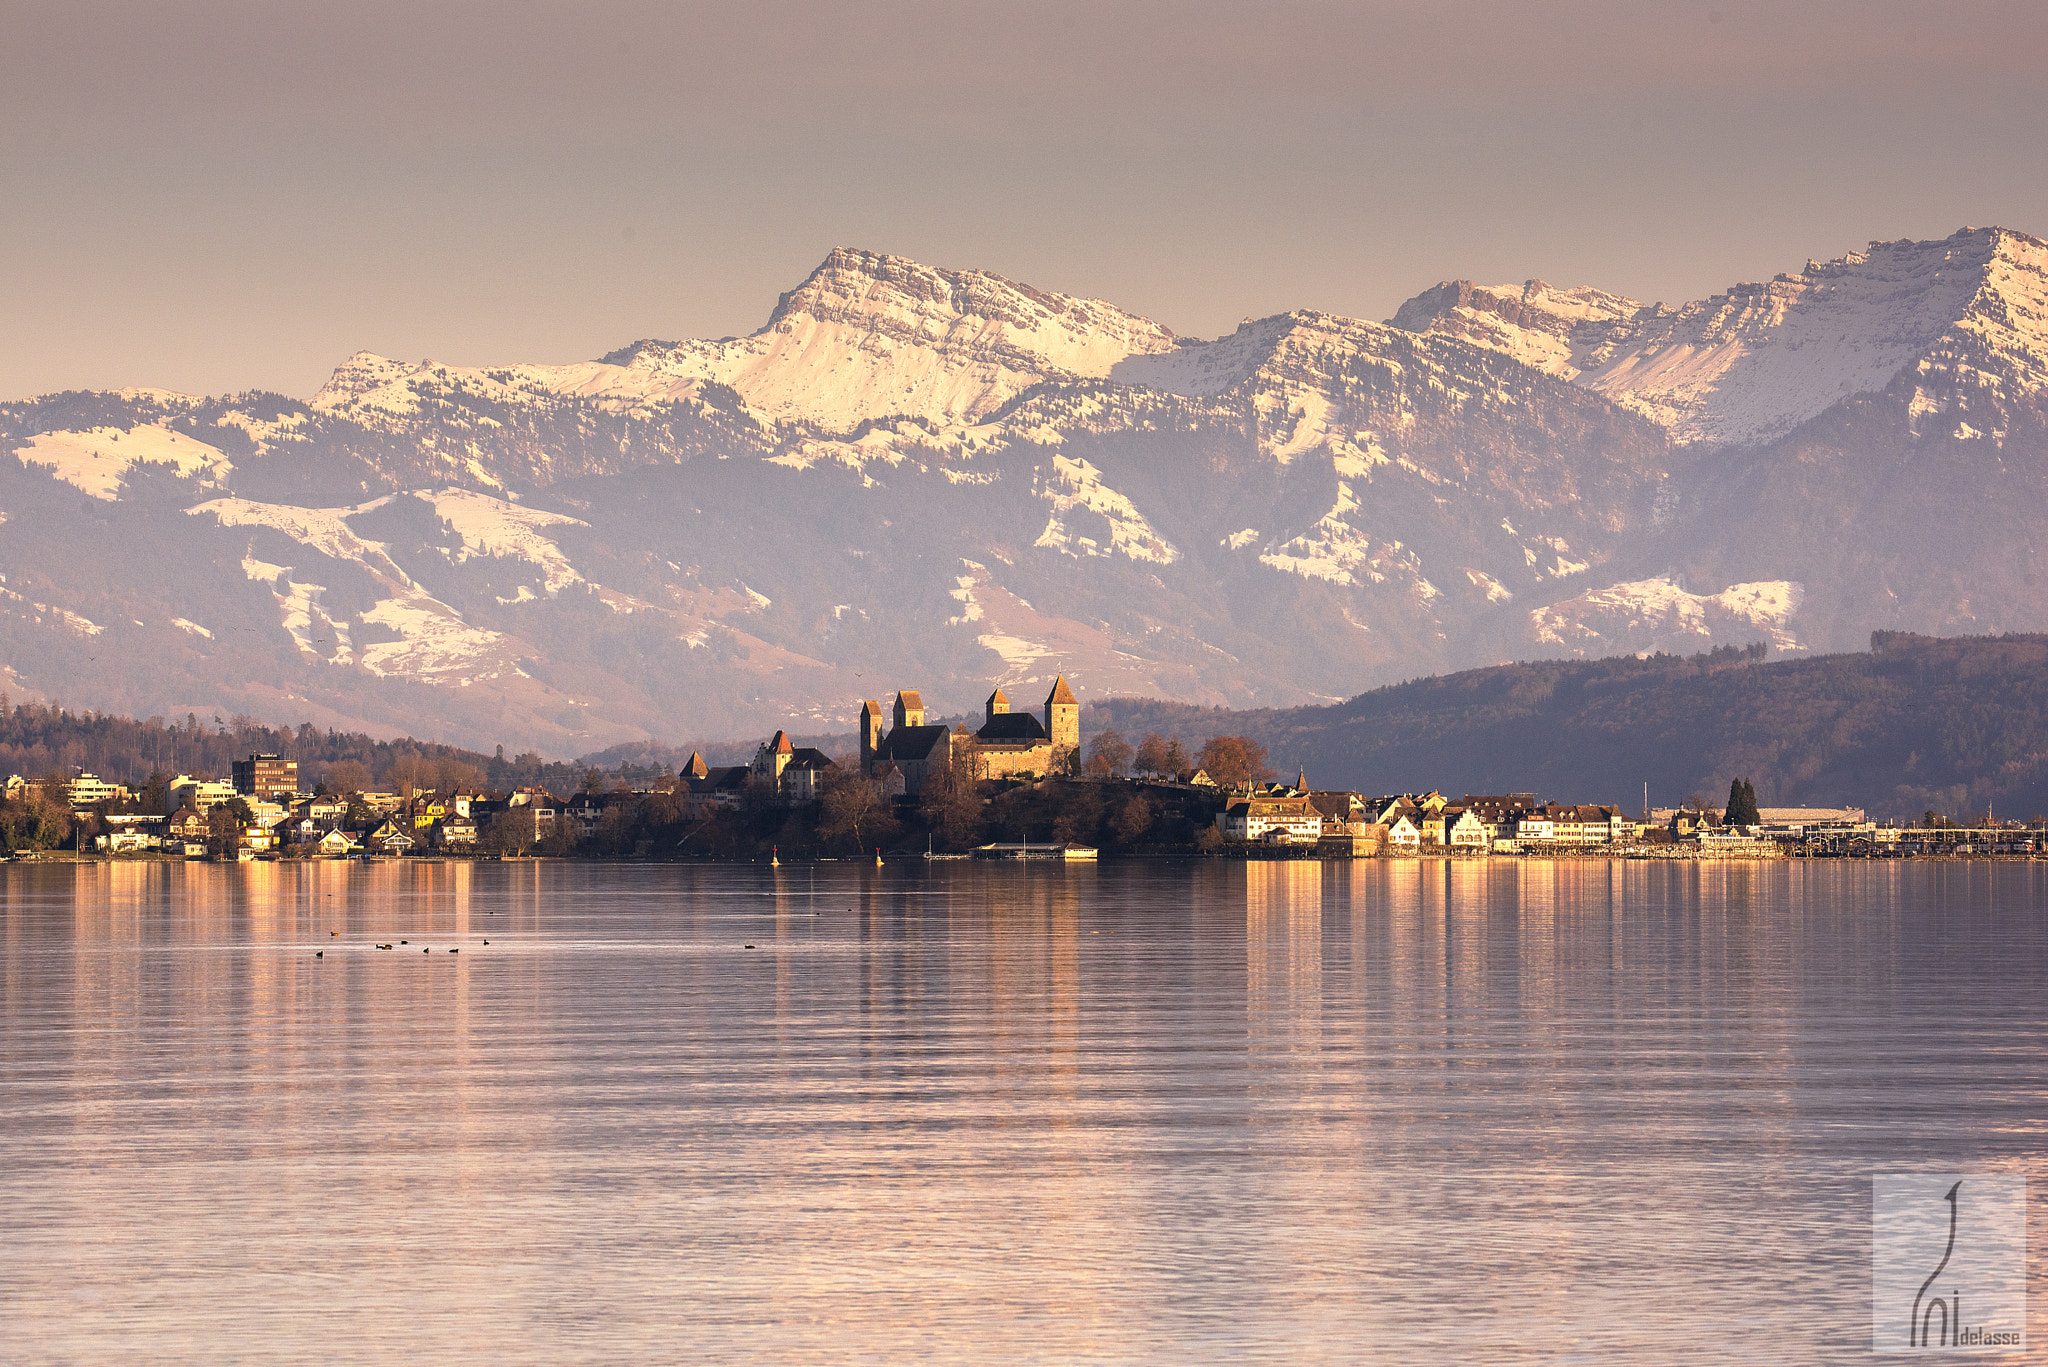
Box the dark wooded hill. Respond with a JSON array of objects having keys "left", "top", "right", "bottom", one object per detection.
[{"left": 1088, "top": 633, "right": 2048, "bottom": 821}]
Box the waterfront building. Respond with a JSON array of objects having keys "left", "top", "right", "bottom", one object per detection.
[
  {"left": 680, "top": 751, "right": 749, "bottom": 809},
  {"left": 1217, "top": 793, "right": 1324, "bottom": 843},
  {"left": 1459, "top": 794, "right": 1538, "bottom": 840},
  {"left": 750, "top": 731, "right": 836, "bottom": 799},
  {"left": 232, "top": 753, "right": 298, "bottom": 800},
  {"left": 166, "top": 775, "right": 237, "bottom": 813},
  {"left": 1445, "top": 808, "right": 1490, "bottom": 849},
  {"left": 66, "top": 772, "right": 126, "bottom": 809}
]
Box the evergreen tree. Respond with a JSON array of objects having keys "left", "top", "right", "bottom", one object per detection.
[{"left": 1725, "top": 777, "right": 1761, "bottom": 827}]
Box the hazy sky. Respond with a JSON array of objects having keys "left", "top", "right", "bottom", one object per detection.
[{"left": 5, "top": 0, "right": 2046, "bottom": 400}]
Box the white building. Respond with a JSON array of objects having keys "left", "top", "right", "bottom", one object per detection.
[
  {"left": 1445, "top": 810, "right": 1490, "bottom": 849},
  {"left": 166, "top": 775, "right": 238, "bottom": 813},
  {"left": 67, "top": 773, "right": 127, "bottom": 809},
  {"left": 1217, "top": 794, "right": 1324, "bottom": 843}
]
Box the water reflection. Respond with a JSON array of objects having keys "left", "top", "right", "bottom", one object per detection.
[{"left": 3, "top": 859, "right": 2046, "bottom": 1363}]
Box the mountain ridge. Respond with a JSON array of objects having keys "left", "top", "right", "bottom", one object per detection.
[{"left": 4, "top": 227, "right": 2047, "bottom": 754}]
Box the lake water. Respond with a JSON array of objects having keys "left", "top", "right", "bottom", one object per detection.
[{"left": 2, "top": 859, "right": 2045, "bottom": 1363}]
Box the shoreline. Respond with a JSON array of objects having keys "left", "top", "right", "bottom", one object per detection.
[{"left": 10, "top": 849, "right": 2048, "bottom": 867}]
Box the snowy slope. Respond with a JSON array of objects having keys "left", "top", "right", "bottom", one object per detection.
[
  {"left": 1530, "top": 576, "right": 1806, "bottom": 656},
  {"left": 13, "top": 425, "right": 231, "bottom": 499},
  {"left": 423, "top": 488, "right": 586, "bottom": 594},
  {"left": 191, "top": 496, "right": 527, "bottom": 682},
  {"left": 1393, "top": 228, "right": 2048, "bottom": 447},
  {"left": 315, "top": 248, "right": 1184, "bottom": 434}
]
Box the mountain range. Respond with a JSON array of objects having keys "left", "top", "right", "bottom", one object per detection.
[{"left": 3, "top": 227, "right": 2045, "bottom": 753}]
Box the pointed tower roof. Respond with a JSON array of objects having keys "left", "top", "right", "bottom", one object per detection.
[
  {"left": 987, "top": 687, "right": 1010, "bottom": 708},
  {"left": 683, "top": 751, "right": 709, "bottom": 778},
  {"left": 770, "top": 730, "right": 793, "bottom": 754},
  {"left": 859, "top": 699, "right": 882, "bottom": 717},
  {"left": 1044, "top": 675, "right": 1077, "bottom": 706},
  {"left": 1296, "top": 767, "right": 1308, "bottom": 792}
]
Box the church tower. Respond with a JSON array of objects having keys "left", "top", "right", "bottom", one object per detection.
[
  {"left": 858, "top": 700, "right": 884, "bottom": 770},
  {"left": 1043, "top": 675, "right": 1079, "bottom": 752},
  {"left": 893, "top": 690, "right": 925, "bottom": 730}
]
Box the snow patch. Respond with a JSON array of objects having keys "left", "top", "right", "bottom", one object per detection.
[
  {"left": 423, "top": 487, "right": 586, "bottom": 593},
  {"left": 14, "top": 425, "right": 230, "bottom": 500},
  {"left": 356, "top": 596, "right": 507, "bottom": 680},
  {"left": 1109, "top": 317, "right": 1287, "bottom": 396},
  {"left": 195, "top": 498, "right": 411, "bottom": 582},
  {"left": 1256, "top": 483, "right": 1378, "bottom": 587},
  {"left": 1033, "top": 455, "right": 1179, "bottom": 564},
  {"left": 1530, "top": 575, "right": 1805, "bottom": 653},
  {"left": 1464, "top": 568, "right": 1515, "bottom": 603}
]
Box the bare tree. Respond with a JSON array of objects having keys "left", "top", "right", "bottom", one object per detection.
[
  {"left": 1197, "top": 736, "right": 1271, "bottom": 788},
  {"left": 325, "top": 759, "right": 372, "bottom": 796},
  {"left": 482, "top": 810, "right": 535, "bottom": 856},
  {"left": 1088, "top": 729, "right": 1134, "bottom": 778},
  {"left": 434, "top": 757, "right": 483, "bottom": 796},
  {"left": 383, "top": 750, "right": 432, "bottom": 796},
  {"left": 819, "top": 769, "right": 883, "bottom": 852}
]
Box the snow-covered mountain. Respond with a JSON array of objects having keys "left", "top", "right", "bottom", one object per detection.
[
  {"left": 1392, "top": 227, "right": 2048, "bottom": 448},
  {"left": 4, "top": 229, "right": 2046, "bottom": 753}
]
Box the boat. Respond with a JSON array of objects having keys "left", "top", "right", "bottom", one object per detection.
[{"left": 970, "top": 842, "right": 1098, "bottom": 861}]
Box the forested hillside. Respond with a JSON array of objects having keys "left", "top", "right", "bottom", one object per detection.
[
  {"left": 0, "top": 701, "right": 583, "bottom": 794},
  {"left": 1090, "top": 633, "right": 2048, "bottom": 821}
]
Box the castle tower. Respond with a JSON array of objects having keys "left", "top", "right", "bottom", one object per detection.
[
  {"left": 986, "top": 687, "right": 1010, "bottom": 723},
  {"left": 1043, "top": 675, "right": 1078, "bottom": 752},
  {"left": 683, "top": 751, "right": 709, "bottom": 779},
  {"left": 893, "top": 690, "right": 925, "bottom": 730},
  {"left": 858, "top": 700, "right": 884, "bottom": 769},
  {"left": 751, "top": 730, "right": 795, "bottom": 784}
]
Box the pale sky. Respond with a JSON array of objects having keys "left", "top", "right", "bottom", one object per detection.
[{"left": 4, "top": 0, "right": 2046, "bottom": 400}]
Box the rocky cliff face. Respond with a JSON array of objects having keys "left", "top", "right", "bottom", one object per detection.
[{"left": 3, "top": 230, "right": 2045, "bottom": 753}]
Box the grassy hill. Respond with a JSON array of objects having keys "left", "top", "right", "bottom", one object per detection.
[{"left": 1088, "top": 633, "right": 2048, "bottom": 821}]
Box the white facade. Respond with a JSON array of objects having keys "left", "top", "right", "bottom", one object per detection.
[
  {"left": 1218, "top": 799, "right": 1324, "bottom": 843},
  {"left": 1446, "top": 811, "right": 1489, "bottom": 848},
  {"left": 166, "top": 776, "right": 237, "bottom": 813},
  {"left": 67, "top": 773, "right": 126, "bottom": 808}
]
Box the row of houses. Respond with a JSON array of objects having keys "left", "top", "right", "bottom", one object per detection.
[
  {"left": 1216, "top": 783, "right": 2021, "bottom": 857},
  {"left": 1219, "top": 783, "right": 1636, "bottom": 854},
  {"left": 79, "top": 764, "right": 601, "bottom": 856}
]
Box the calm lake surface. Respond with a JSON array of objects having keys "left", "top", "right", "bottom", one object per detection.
[{"left": 3, "top": 859, "right": 2045, "bottom": 1363}]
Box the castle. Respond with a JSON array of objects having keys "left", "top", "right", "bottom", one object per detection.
[{"left": 860, "top": 676, "right": 1079, "bottom": 794}]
